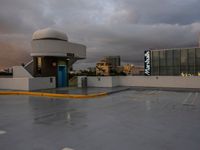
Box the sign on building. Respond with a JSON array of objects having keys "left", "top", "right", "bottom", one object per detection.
[{"left": 144, "top": 50, "right": 151, "bottom": 76}]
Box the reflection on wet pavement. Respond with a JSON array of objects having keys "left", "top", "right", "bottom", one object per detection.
[
  {"left": 37, "top": 87, "right": 129, "bottom": 95},
  {"left": 0, "top": 130, "right": 6, "bottom": 135},
  {"left": 0, "top": 90, "right": 200, "bottom": 150}
]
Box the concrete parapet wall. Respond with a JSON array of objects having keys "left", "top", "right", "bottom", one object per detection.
[
  {"left": 119, "top": 76, "right": 200, "bottom": 89},
  {"left": 78, "top": 76, "right": 115, "bottom": 87},
  {"left": 0, "top": 78, "right": 29, "bottom": 90},
  {"left": 78, "top": 76, "right": 200, "bottom": 89},
  {"left": 88, "top": 76, "right": 113, "bottom": 87},
  {"left": 0, "top": 77, "right": 56, "bottom": 91},
  {"left": 13, "top": 66, "right": 33, "bottom": 78},
  {"left": 29, "top": 77, "right": 56, "bottom": 90}
]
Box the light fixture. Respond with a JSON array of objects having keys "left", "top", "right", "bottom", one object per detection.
[{"left": 52, "top": 62, "right": 57, "bottom": 67}]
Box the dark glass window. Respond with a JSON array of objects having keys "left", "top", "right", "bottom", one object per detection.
[
  {"left": 181, "top": 49, "right": 188, "bottom": 74},
  {"left": 188, "top": 48, "right": 195, "bottom": 75},
  {"left": 37, "top": 57, "right": 42, "bottom": 68},
  {"left": 149, "top": 48, "right": 199, "bottom": 76},
  {"left": 159, "top": 50, "right": 166, "bottom": 75},
  {"left": 166, "top": 50, "right": 173, "bottom": 75},
  {"left": 36, "top": 57, "right": 42, "bottom": 75},
  {"left": 196, "top": 48, "right": 200, "bottom": 76},
  {"left": 152, "top": 51, "right": 159, "bottom": 75},
  {"left": 173, "top": 49, "right": 181, "bottom": 75}
]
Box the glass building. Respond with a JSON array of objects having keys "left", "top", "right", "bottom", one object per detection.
[
  {"left": 104, "top": 56, "right": 121, "bottom": 67},
  {"left": 144, "top": 48, "right": 200, "bottom": 76}
]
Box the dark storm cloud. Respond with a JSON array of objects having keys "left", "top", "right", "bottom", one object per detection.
[
  {"left": 1, "top": 0, "right": 200, "bottom": 69},
  {"left": 114, "top": 0, "right": 200, "bottom": 25},
  {"left": 0, "top": 0, "right": 55, "bottom": 68},
  {"left": 0, "top": 0, "right": 55, "bottom": 34},
  {"left": 71, "top": 23, "right": 200, "bottom": 68}
]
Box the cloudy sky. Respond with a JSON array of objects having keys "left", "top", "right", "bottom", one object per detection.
[{"left": 1, "top": 0, "right": 200, "bottom": 69}]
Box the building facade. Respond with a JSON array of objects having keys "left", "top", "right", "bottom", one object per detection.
[
  {"left": 144, "top": 48, "right": 200, "bottom": 76},
  {"left": 123, "top": 64, "right": 144, "bottom": 75},
  {"left": 104, "top": 56, "right": 121, "bottom": 68},
  {"left": 96, "top": 61, "right": 111, "bottom": 76},
  {"left": 123, "top": 64, "right": 134, "bottom": 75},
  {"left": 96, "top": 56, "right": 121, "bottom": 76},
  {"left": 30, "top": 28, "right": 86, "bottom": 87}
]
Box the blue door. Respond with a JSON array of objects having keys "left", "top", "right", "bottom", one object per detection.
[{"left": 57, "top": 65, "right": 68, "bottom": 87}]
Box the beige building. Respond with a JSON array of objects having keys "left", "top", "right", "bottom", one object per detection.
[
  {"left": 123, "top": 64, "right": 134, "bottom": 75},
  {"left": 96, "top": 56, "right": 121, "bottom": 76},
  {"left": 104, "top": 56, "right": 120, "bottom": 68},
  {"left": 132, "top": 66, "right": 144, "bottom": 75},
  {"left": 96, "top": 61, "right": 111, "bottom": 76},
  {"left": 123, "top": 64, "right": 144, "bottom": 75}
]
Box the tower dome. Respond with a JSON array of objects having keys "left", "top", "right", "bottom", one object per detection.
[{"left": 32, "top": 28, "right": 68, "bottom": 41}]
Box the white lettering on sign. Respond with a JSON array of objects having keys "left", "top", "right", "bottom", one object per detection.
[{"left": 144, "top": 50, "right": 151, "bottom": 76}]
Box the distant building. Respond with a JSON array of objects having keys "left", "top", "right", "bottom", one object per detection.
[
  {"left": 123, "top": 64, "right": 144, "bottom": 75},
  {"left": 104, "top": 56, "right": 121, "bottom": 68},
  {"left": 88, "top": 67, "right": 96, "bottom": 73},
  {"left": 132, "top": 66, "right": 144, "bottom": 75},
  {"left": 3, "top": 67, "right": 13, "bottom": 73},
  {"left": 144, "top": 48, "right": 200, "bottom": 76},
  {"left": 96, "top": 56, "right": 121, "bottom": 76},
  {"left": 116, "top": 66, "right": 124, "bottom": 74},
  {"left": 96, "top": 61, "right": 111, "bottom": 76},
  {"left": 123, "top": 64, "right": 134, "bottom": 75}
]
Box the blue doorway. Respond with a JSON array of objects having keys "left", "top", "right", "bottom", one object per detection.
[{"left": 57, "top": 65, "right": 68, "bottom": 87}]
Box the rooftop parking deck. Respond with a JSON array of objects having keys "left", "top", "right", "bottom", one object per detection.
[{"left": 0, "top": 89, "right": 200, "bottom": 150}]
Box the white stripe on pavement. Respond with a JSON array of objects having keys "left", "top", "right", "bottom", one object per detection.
[
  {"left": 191, "top": 92, "right": 198, "bottom": 105},
  {"left": 182, "top": 93, "right": 193, "bottom": 105}
]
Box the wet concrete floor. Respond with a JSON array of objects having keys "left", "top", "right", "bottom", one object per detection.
[{"left": 0, "top": 90, "right": 200, "bottom": 150}]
